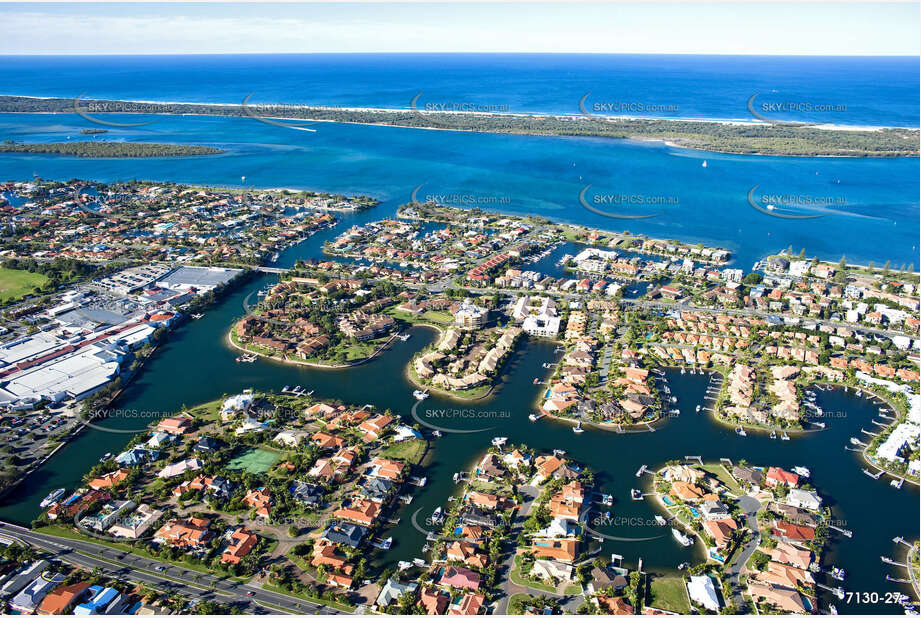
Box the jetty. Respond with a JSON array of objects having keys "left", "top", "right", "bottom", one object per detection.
[{"left": 635, "top": 465, "right": 649, "bottom": 478}]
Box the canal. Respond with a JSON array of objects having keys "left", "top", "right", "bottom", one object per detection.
[{"left": 0, "top": 259, "right": 915, "bottom": 615}]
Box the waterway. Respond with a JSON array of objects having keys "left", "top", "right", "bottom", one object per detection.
[{"left": 0, "top": 259, "right": 915, "bottom": 613}]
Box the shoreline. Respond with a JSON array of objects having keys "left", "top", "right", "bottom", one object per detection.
[
  {"left": 3, "top": 93, "right": 916, "bottom": 132},
  {"left": 225, "top": 326, "right": 399, "bottom": 370}
]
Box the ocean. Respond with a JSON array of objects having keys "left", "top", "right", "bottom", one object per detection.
[{"left": 0, "top": 53, "right": 918, "bottom": 268}]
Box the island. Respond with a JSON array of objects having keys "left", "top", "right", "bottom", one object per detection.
[
  {"left": 0, "top": 141, "right": 225, "bottom": 158},
  {"left": 0, "top": 95, "right": 917, "bottom": 157}
]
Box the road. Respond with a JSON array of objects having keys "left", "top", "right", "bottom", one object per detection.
[
  {"left": 725, "top": 495, "right": 762, "bottom": 611},
  {"left": 0, "top": 521, "right": 341, "bottom": 615}
]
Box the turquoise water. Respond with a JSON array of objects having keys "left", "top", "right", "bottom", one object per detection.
[
  {"left": 1, "top": 54, "right": 918, "bottom": 126},
  {"left": 1, "top": 112, "right": 918, "bottom": 269}
]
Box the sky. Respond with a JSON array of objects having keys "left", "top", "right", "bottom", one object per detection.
[{"left": 0, "top": 2, "right": 918, "bottom": 56}]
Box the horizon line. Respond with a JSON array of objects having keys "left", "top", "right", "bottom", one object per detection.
[{"left": 1, "top": 51, "right": 918, "bottom": 57}]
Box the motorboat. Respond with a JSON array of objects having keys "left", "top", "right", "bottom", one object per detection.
[
  {"left": 781, "top": 432, "right": 790, "bottom": 441},
  {"left": 528, "top": 414, "right": 538, "bottom": 422},
  {"left": 792, "top": 466, "right": 810, "bottom": 478},
  {"left": 431, "top": 507, "right": 444, "bottom": 523},
  {"left": 491, "top": 437, "right": 508, "bottom": 447},
  {"left": 770, "top": 430, "right": 777, "bottom": 439},
  {"left": 672, "top": 528, "right": 693, "bottom": 546},
  {"left": 432, "top": 430, "right": 442, "bottom": 438},
  {"left": 372, "top": 537, "right": 393, "bottom": 550},
  {"left": 655, "top": 515, "right": 667, "bottom": 526},
  {"left": 695, "top": 405, "right": 701, "bottom": 412},
  {"left": 631, "top": 489, "right": 644, "bottom": 501},
  {"left": 413, "top": 389, "right": 430, "bottom": 401},
  {"left": 736, "top": 426, "right": 747, "bottom": 437},
  {"left": 99, "top": 452, "right": 112, "bottom": 462},
  {"left": 573, "top": 422, "right": 585, "bottom": 434},
  {"left": 40, "top": 488, "right": 65, "bottom": 508}
]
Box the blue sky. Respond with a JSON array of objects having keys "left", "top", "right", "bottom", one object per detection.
[{"left": 0, "top": 2, "right": 917, "bottom": 55}]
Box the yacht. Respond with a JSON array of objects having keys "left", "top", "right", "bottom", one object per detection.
[
  {"left": 695, "top": 405, "right": 701, "bottom": 412},
  {"left": 769, "top": 430, "right": 777, "bottom": 439},
  {"left": 735, "top": 426, "right": 747, "bottom": 437},
  {"left": 431, "top": 507, "right": 444, "bottom": 523},
  {"left": 372, "top": 537, "right": 393, "bottom": 550},
  {"left": 413, "top": 390, "right": 430, "bottom": 401},
  {"left": 631, "top": 489, "right": 644, "bottom": 501},
  {"left": 781, "top": 432, "right": 790, "bottom": 441},
  {"left": 432, "top": 430, "right": 442, "bottom": 438},
  {"left": 528, "top": 414, "right": 539, "bottom": 422},
  {"left": 891, "top": 478, "right": 904, "bottom": 489},
  {"left": 40, "top": 488, "right": 65, "bottom": 508},
  {"left": 792, "top": 466, "right": 811, "bottom": 478},
  {"left": 672, "top": 528, "right": 693, "bottom": 546},
  {"left": 99, "top": 452, "right": 112, "bottom": 462},
  {"left": 655, "top": 515, "right": 667, "bottom": 526},
  {"left": 491, "top": 436, "right": 508, "bottom": 447},
  {"left": 573, "top": 422, "right": 584, "bottom": 434}
]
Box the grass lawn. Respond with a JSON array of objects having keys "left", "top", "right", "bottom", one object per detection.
[
  {"left": 509, "top": 556, "right": 557, "bottom": 593},
  {"left": 185, "top": 399, "right": 223, "bottom": 423},
  {"left": 379, "top": 439, "right": 428, "bottom": 465},
  {"left": 227, "top": 447, "right": 281, "bottom": 474},
  {"left": 700, "top": 464, "right": 743, "bottom": 495},
  {"left": 0, "top": 267, "right": 48, "bottom": 303},
  {"left": 261, "top": 582, "right": 354, "bottom": 612},
  {"left": 36, "top": 524, "right": 249, "bottom": 582},
  {"left": 646, "top": 575, "right": 690, "bottom": 614},
  {"left": 563, "top": 582, "right": 583, "bottom": 595}
]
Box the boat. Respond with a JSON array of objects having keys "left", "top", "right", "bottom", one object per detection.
[
  {"left": 533, "top": 378, "right": 540, "bottom": 385},
  {"left": 630, "top": 489, "right": 644, "bottom": 501},
  {"left": 432, "top": 430, "right": 442, "bottom": 438},
  {"left": 850, "top": 437, "right": 863, "bottom": 446},
  {"left": 491, "top": 437, "right": 508, "bottom": 447},
  {"left": 695, "top": 405, "right": 701, "bottom": 413},
  {"left": 792, "top": 466, "right": 810, "bottom": 478},
  {"left": 736, "top": 426, "right": 747, "bottom": 437},
  {"left": 98, "top": 452, "right": 112, "bottom": 462},
  {"left": 655, "top": 515, "right": 667, "bottom": 526},
  {"left": 677, "top": 562, "right": 690, "bottom": 570},
  {"left": 413, "top": 389, "right": 430, "bottom": 401},
  {"left": 830, "top": 567, "right": 846, "bottom": 581},
  {"left": 398, "top": 333, "right": 411, "bottom": 341},
  {"left": 770, "top": 430, "right": 777, "bottom": 440},
  {"left": 680, "top": 368, "right": 686, "bottom": 375},
  {"left": 672, "top": 528, "right": 693, "bottom": 546},
  {"left": 601, "top": 494, "right": 614, "bottom": 506},
  {"left": 40, "top": 488, "right": 65, "bottom": 508},
  {"left": 781, "top": 432, "right": 790, "bottom": 441},
  {"left": 191, "top": 313, "right": 203, "bottom": 319},
  {"left": 604, "top": 511, "right": 611, "bottom": 518},
  {"left": 669, "top": 396, "right": 677, "bottom": 403},
  {"left": 891, "top": 478, "right": 904, "bottom": 489},
  {"left": 372, "top": 536, "right": 393, "bottom": 550},
  {"left": 431, "top": 507, "right": 444, "bottom": 523},
  {"left": 573, "top": 422, "right": 584, "bottom": 434},
  {"left": 701, "top": 161, "right": 708, "bottom": 168},
  {"left": 829, "top": 604, "right": 838, "bottom": 615},
  {"left": 528, "top": 414, "right": 539, "bottom": 422}
]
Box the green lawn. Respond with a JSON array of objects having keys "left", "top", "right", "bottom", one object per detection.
[
  {"left": 509, "top": 555, "right": 558, "bottom": 593},
  {"left": 0, "top": 267, "right": 48, "bottom": 303},
  {"left": 646, "top": 575, "right": 691, "bottom": 614},
  {"left": 379, "top": 439, "right": 428, "bottom": 465},
  {"left": 36, "top": 524, "right": 249, "bottom": 581},
  {"left": 227, "top": 447, "right": 281, "bottom": 474},
  {"left": 700, "top": 464, "right": 743, "bottom": 495},
  {"left": 261, "top": 582, "right": 354, "bottom": 612}
]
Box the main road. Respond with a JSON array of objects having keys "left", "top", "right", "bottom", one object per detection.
[{"left": 0, "top": 521, "right": 341, "bottom": 615}]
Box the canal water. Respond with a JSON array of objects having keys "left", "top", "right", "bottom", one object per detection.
[{"left": 0, "top": 265, "right": 915, "bottom": 614}]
